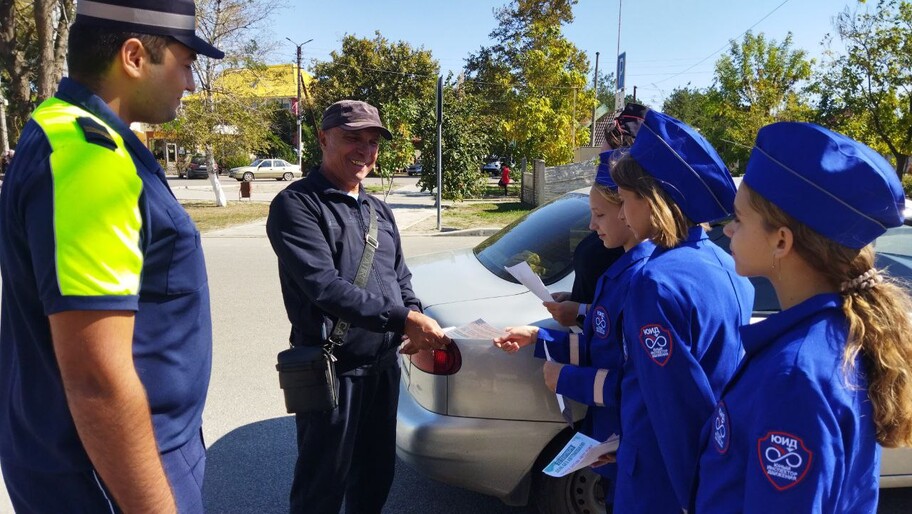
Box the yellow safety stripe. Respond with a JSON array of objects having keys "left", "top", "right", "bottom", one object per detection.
[{"left": 32, "top": 97, "right": 143, "bottom": 297}]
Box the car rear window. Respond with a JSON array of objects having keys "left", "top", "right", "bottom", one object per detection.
[{"left": 474, "top": 193, "right": 591, "bottom": 284}]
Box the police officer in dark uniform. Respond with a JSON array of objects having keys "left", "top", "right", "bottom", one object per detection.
[
  {"left": 0, "top": 1, "right": 222, "bottom": 512},
  {"left": 266, "top": 100, "right": 450, "bottom": 514}
]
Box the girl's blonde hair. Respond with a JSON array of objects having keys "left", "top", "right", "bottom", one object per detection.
[
  {"left": 592, "top": 183, "right": 622, "bottom": 205},
  {"left": 745, "top": 184, "right": 912, "bottom": 447},
  {"left": 610, "top": 154, "right": 692, "bottom": 248}
]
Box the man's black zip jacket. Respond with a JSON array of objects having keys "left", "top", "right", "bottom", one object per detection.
[{"left": 266, "top": 169, "right": 421, "bottom": 375}]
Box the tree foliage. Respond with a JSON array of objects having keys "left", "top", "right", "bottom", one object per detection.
[
  {"left": 712, "top": 31, "right": 814, "bottom": 170},
  {"left": 414, "top": 79, "right": 495, "bottom": 200},
  {"left": 163, "top": 0, "right": 286, "bottom": 205},
  {"left": 464, "top": 0, "right": 595, "bottom": 166},
  {"left": 0, "top": 0, "right": 73, "bottom": 140},
  {"left": 813, "top": 0, "right": 912, "bottom": 175}
]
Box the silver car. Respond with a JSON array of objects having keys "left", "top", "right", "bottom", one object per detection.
[
  {"left": 228, "top": 158, "right": 302, "bottom": 182},
  {"left": 397, "top": 189, "right": 912, "bottom": 513}
]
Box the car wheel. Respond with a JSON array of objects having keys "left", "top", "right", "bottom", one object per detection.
[
  {"left": 533, "top": 431, "right": 609, "bottom": 514},
  {"left": 242, "top": 172, "right": 254, "bottom": 182},
  {"left": 282, "top": 172, "right": 293, "bottom": 181}
]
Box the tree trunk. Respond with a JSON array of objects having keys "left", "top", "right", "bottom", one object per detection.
[
  {"left": 0, "top": 0, "right": 34, "bottom": 140},
  {"left": 898, "top": 154, "right": 910, "bottom": 180},
  {"left": 33, "top": 0, "right": 57, "bottom": 101},
  {"left": 206, "top": 142, "right": 227, "bottom": 206}
]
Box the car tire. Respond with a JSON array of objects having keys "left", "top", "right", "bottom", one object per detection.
[
  {"left": 282, "top": 172, "right": 293, "bottom": 181},
  {"left": 242, "top": 172, "right": 254, "bottom": 182},
  {"left": 532, "top": 430, "right": 610, "bottom": 514}
]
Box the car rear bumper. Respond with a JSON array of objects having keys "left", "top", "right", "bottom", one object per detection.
[{"left": 395, "top": 380, "right": 563, "bottom": 506}]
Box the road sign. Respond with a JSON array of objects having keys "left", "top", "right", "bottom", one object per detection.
[{"left": 616, "top": 52, "right": 626, "bottom": 90}]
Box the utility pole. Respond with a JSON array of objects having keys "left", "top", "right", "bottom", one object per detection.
[
  {"left": 591, "top": 51, "right": 599, "bottom": 147},
  {"left": 436, "top": 76, "right": 443, "bottom": 231},
  {"left": 286, "top": 37, "right": 313, "bottom": 170}
]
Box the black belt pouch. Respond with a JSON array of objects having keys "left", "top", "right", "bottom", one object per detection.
[{"left": 276, "top": 345, "right": 339, "bottom": 413}]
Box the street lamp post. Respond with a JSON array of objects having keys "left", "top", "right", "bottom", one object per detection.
[{"left": 286, "top": 37, "right": 313, "bottom": 170}]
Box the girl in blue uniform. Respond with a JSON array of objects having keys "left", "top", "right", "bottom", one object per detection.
[
  {"left": 694, "top": 122, "right": 912, "bottom": 512},
  {"left": 494, "top": 149, "right": 652, "bottom": 499},
  {"left": 608, "top": 110, "right": 754, "bottom": 512}
]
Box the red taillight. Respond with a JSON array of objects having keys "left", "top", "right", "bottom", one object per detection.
[{"left": 409, "top": 343, "right": 462, "bottom": 375}]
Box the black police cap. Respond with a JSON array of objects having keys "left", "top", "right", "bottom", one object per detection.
[{"left": 74, "top": 0, "right": 224, "bottom": 59}]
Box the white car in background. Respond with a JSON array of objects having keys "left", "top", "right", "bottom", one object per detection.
[
  {"left": 228, "top": 158, "right": 302, "bottom": 182},
  {"left": 396, "top": 188, "right": 912, "bottom": 513}
]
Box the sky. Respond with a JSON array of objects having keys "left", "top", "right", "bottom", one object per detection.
[{"left": 267, "top": 0, "right": 858, "bottom": 108}]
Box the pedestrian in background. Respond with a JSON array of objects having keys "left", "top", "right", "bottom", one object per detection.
[
  {"left": 267, "top": 99, "right": 450, "bottom": 513},
  {"left": 609, "top": 110, "right": 754, "bottom": 512},
  {"left": 694, "top": 123, "right": 912, "bottom": 512},
  {"left": 0, "top": 1, "right": 223, "bottom": 512},
  {"left": 498, "top": 162, "right": 511, "bottom": 195}
]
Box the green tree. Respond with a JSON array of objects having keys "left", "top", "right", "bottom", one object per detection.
[
  {"left": 464, "top": 0, "right": 595, "bottom": 165},
  {"left": 414, "top": 79, "right": 495, "bottom": 200},
  {"left": 164, "top": 0, "right": 286, "bottom": 205},
  {"left": 0, "top": 0, "right": 74, "bottom": 140},
  {"left": 713, "top": 31, "right": 814, "bottom": 170},
  {"left": 662, "top": 86, "right": 736, "bottom": 169},
  {"left": 595, "top": 69, "right": 617, "bottom": 109},
  {"left": 813, "top": 0, "right": 912, "bottom": 176}
]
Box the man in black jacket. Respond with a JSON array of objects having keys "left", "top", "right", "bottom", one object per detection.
[{"left": 267, "top": 99, "right": 449, "bottom": 513}]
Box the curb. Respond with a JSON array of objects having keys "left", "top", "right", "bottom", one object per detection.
[{"left": 404, "top": 227, "right": 501, "bottom": 237}]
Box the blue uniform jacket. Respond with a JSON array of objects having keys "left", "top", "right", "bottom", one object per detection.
[
  {"left": 536, "top": 241, "right": 655, "bottom": 477},
  {"left": 617, "top": 226, "right": 753, "bottom": 512},
  {"left": 266, "top": 169, "right": 420, "bottom": 374},
  {"left": 694, "top": 293, "right": 880, "bottom": 513},
  {"left": 0, "top": 78, "right": 212, "bottom": 472}
]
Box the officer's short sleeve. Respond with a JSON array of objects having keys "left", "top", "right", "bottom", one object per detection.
[
  {"left": 28, "top": 137, "right": 143, "bottom": 314},
  {"left": 743, "top": 371, "right": 840, "bottom": 513}
]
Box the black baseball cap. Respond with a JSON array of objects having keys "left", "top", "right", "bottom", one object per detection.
[
  {"left": 74, "top": 0, "right": 224, "bottom": 59},
  {"left": 321, "top": 100, "right": 392, "bottom": 140}
]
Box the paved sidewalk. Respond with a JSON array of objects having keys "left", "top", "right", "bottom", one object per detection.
[{"left": 202, "top": 182, "right": 468, "bottom": 239}]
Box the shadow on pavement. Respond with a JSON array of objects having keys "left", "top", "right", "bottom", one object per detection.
[
  {"left": 202, "top": 416, "right": 530, "bottom": 514},
  {"left": 203, "top": 416, "right": 296, "bottom": 513}
]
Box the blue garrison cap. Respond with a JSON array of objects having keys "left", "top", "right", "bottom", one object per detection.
[
  {"left": 630, "top": 110, "right": 736, "bottom": 223},
  {"left": 595, "top": 150, "right": 618, "bottom": 189},
  {"left": 744, "top": 122, "right": 904, "bottom": 249},
  {"left": 74, "top": 0, "right": 224, "bottom": 59}
]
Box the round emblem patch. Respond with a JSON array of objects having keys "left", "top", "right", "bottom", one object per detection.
[
  {"left": 591, "top": 306, "right": 610, "bottom": 338},
  {"left": 756, "top": 431, "right": 813, "bottom": 491}
]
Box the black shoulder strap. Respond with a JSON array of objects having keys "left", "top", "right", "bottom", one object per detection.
[{"left": 326, "top": 201, "right": 378, "bottom": 352}]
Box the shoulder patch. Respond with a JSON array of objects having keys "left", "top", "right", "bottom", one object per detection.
[
  {"left": 712, "top": 401, "right": 730, "bottom": 454},
  {"left": 591, "top": 306, "right": 610, "bottom": 338},
  {"left": 639, "top": 323, "right": 673, "bottom": 366},
  {"left": 76, "top": 116, "right": 117, "bottom": 151},
  {"left": 757, "top": 431, "right": 813, "bottom": 491}
]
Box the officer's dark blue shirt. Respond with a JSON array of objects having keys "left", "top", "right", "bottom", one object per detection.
[
  {"left": 694, "top": 294, "right": 880, "bottom": 512},
  {"left": 266, "top": 169, "right": 420, "bottom": 374},
  {"left": 0, "top": 78, "right": 212, "bottom": 472}
]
